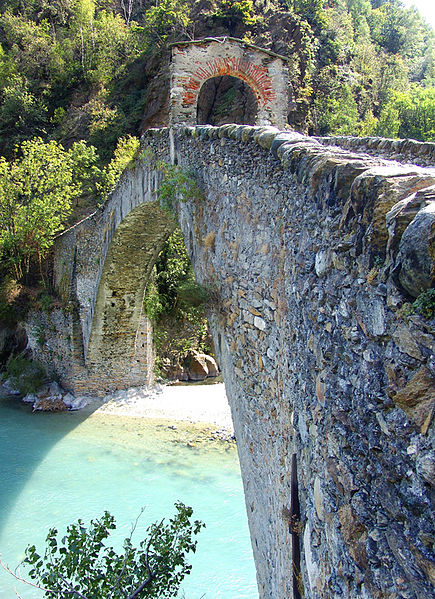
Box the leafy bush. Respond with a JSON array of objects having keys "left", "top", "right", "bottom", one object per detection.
[
  {"left": 412, "top": 288, "right": 435, "bottom": 320},
  {"left": 213, "top": 1, "right": 257, "bottom": 30},
  {"left": 3, "top": 354, "right": 45, "bottom": 394},
  {"left": 144, "top": 229, "right": 212, "bottom": 376},
  {"left": 157, "top": 164, "right": 203, "bottom": 213},
  {"left": 19, "top": 502, "right": 204, "bottom": 599},
  {"left": 375, "top": 86, "right": 435, "bottom": 141},
  {"left": 0, "top": 138, "right": 92, "bottom": 280},
  {"left": 96, "top": 135, "right": 140, "bottom": 199}
]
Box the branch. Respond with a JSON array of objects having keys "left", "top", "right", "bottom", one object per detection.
[
  {"left": 58, "top": 575, "right": 90, "bottom": 599},
  {"left": 108, "top": 508, "right": 146, "bottom": 598},
  {"left": 1, "top": 556, "right": 90, "bottom": 599},
  {"left": 126, "top": 518, "right": 164, "bottom": 598},
  {"left": 0, "top": 557, "right": 59, "bottom": 596},
  {"left": 126, "top": 572, "right": 155, "bottom": 599}
]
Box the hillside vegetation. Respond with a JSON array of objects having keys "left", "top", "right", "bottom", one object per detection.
[{"left": 0, "top": 0, "right": 433, "bottom": 373}]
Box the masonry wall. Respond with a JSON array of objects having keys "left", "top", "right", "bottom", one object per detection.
[
  {"left": 26, "top": 124, "right": 435, "bottom": 598},
  {"left": 28, "top": 162, "right": 174, "bottom": 394},
  {"left": 143, "top": 125, "right": 435, "bottom": 599},
  {"left": 170, "top": 38, "right": 289, "bottom": 128}
]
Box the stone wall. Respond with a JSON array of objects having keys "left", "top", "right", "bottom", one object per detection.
[
  {"left": 142, "top": 125, "right": 434, "bottom": 599},
  {"left": 30, "top": 162, "right": 175, "bottom": 394},
  {"left": 26, "top": 123, "right": 434, "bottom": 598},
  {"left": 315, "top": 135, "right": 435, "bottom": 168}
]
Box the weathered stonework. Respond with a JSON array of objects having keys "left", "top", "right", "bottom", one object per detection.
[
  {"left": 170, "top": 38, "right": 290, "bottom": 128},
  {"left": 27, "top": 125, "right": 435, "bottom": 598},
  {"left": 148, "top": 126, "right": 434, "bottom": 599},
  {"left": 30, "top": 164, "right": 176, "bottom": 394}
]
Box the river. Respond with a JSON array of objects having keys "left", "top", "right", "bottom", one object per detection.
[{"left": 0, "top": 390, "right": 258, "bottom": 598}]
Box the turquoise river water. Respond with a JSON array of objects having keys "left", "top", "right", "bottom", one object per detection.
[{"left": 0, "top": 395, "right": 258, "bottom": 598}]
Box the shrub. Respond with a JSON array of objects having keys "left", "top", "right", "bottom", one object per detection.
[
  {"left": 17, "top": 502, "right": 204, "bottom": 599},
  {"left": 412, "top": 288, "right": 435, "bottom": 320},
  {"left": 3, "top": 354, "right": 45, "bottom": 394}
]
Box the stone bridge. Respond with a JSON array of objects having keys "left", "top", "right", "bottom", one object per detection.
[{"left": 28, "top": 125, "right": 435, "bottom": 599}]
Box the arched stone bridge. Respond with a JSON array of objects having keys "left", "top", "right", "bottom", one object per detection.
[{"left": 30, "top": 125, "right": 435, "bottom": 599}]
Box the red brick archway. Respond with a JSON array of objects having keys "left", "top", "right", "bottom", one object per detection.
[
  {"left": 170, "top": 37, "right": 289, "bottom": 128},
  {"left": 182, "top": 56, "right": 276, "bottom": 108}
]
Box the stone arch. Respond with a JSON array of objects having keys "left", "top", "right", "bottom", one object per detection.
[
  {"left": 84, "top": 202, "right": 176, "bottom": 392},
  {"left": 196, "top": 75, "right": 258, "bottom": 125},
  {"left": 51, "top": 163, "right": 177, "bottom": 395},
  {"left": 170, "top": 37, "right": 289, "bottom": 128}
]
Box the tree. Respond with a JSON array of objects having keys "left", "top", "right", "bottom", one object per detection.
[
  {"left": 3, "top": 502, "right": 204, "bottom": 598},
  {"left": 375, "top": 85, "right": 435, "bottom": 141},
  {"left": 142, "top": 0, "right": 192, "bottom": 44},
  {"left": 0, "top": 137, "right": 97, "bottom": 279}
]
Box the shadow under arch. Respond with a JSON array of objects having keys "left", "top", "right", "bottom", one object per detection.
[
  {"left": 197, "top": 75, "right": 258, "bottom": 126},
  {"left": 85, "top": 202, "right": 176, "bottom": 393}
]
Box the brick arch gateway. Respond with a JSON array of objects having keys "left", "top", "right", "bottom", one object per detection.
[{"left": 169, "top": 37, "right": 290, "bottom": 128}]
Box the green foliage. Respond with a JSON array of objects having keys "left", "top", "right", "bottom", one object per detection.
[
  {"left": 312, "top": 81, "right": 361, "bottom": 135},
  {"left": 375, "top": 86, "right": 435, "bottom": 141},
  {"left": 0, "top": 134, "right": 140, "bottom": 280},
  {"left": 0, "top": 138, "right": 78, "bottom": 279},
  {"left": 157, "top": 164, "right": 203, "bottom": 213},
  {"left": 285, "top": 0, "right": 326, "bottom": 31},
  {"left": 213, "top": 1, "right": 257, "bottom": 30},
  {"left": 0, "top": 73, "right": 48, "bottom": 154},
  {"left": 144, "top": 229, "right": 211, "bottom": 375},
  {"left": 22, "top": 502, "right": 204, "bottom": 598},
  {"left": 142, "top": 0, "right": 192, "bottom": 44},
  {"left": 145, "top": 228, "right": 194, "bottom": 320},
  {"left": 412, "top": 288, "right": 435, "bottom": 320},
  {"left": 3, "top": 354, "right": 46, "bottom": 394},
  {"left": 368, "top": 2, "right": 429, "bottom": 58},
  {"left": 96, "top": 135, "right": 140, "bottom": 198}
]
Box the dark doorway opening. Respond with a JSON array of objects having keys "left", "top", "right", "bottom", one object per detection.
[{"left": 196, "top": 76, "right": 258, "bottom": 126}]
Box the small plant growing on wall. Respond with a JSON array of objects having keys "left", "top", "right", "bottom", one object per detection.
[
  {"left": 157, "top": 164, "right": 203, "bottom": 213},
  {"left": 412, "top": 288, "right": 435, "bottom": 320}
]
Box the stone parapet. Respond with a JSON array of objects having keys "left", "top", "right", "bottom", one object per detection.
[
  {"left": 142, "top": 124, "right": 435, "bottom": 599},
  {"left": 315, "top": 135, "right": 435, "bottom": 168}
]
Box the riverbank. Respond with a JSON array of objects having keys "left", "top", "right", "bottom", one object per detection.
[
  {"left": 92, "top": 382, "right": 233, "bottom": 430},
  {"left": 1, "top": 379, "right": 233, "bottom": 434}
]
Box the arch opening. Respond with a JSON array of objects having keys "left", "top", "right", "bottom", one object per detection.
[
  {"left": 84, "top": 201, "right": 176, "bottom": 393},
  {"left": 196, "top": 75, "right": 258, "bottom": 126}
]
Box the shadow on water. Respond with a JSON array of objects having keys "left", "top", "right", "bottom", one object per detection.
[
  {"left": 0, "top": 389, "right": 258, "bottom": 599},
  {"left": 0, "top": 394, "right": 101, "bottom": 537}
]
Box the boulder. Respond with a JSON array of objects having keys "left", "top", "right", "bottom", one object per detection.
[
  {"left": 203, "top": 354, "right": 219, "bottom": 377},
  {"left": 395, "top": 200, "right": 435, "bottom": 298},
  {"left": 1, "top": 378, "right": 21, "bottom": 395},
  {"left": 187, "top": 353, "right": 209, "bottom": 381},
  {"left": 187, "top": 353, "right": 219, "bottom": 381}
]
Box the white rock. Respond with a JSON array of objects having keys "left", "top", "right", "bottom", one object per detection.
[
  {"left": 315, "top": 250, "right": 329, "bottom": 277},
  {"left": 62, "top": 393, "right": 75, "bottom": 407},
  {"left": 304, "top": 522, "right": 320, "bottom": 592},
  {"left": 22, "top": 393, "right": 37, "bottom": 403},
  {"left": 253, "top": 316, "right": 266, "bottom": 331},
  {"left": 2, "top": 378, "right": 20, "bottom": 395}
]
